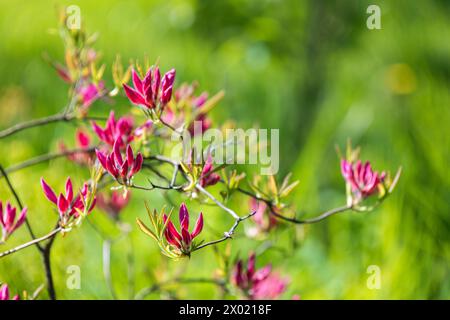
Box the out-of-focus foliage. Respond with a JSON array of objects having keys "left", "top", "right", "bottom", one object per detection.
[{"left": 0, "top": 0, "right": 448, "bottom": 299}]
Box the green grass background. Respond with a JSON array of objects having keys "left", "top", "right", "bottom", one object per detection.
[{"left": 0, "top": 0, "right": 449, "bottom": 299}]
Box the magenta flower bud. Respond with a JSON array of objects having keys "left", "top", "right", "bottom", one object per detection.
[
  {"left": 123, "top": 66, "right": 176, "bottom": 110},
  {"left": 163, "top": 203, "right": 204, "bottom": 255},
  {"left": 231, "top": 252, "right": 288, "bottom": 300},
  {"left": 41, "top": 178, "right": 58, "bottom": 204},
  {"left": 249, "top": 198, "right": 277, "bottom": 233},
  {"left": 77, "top": 81, "right": 104, "bottom": 108},
  {"left": 0, "top": 284, "right": 19, "bottom": 300},
  {"left": 97, "top": 191, "right": 131, "bottom": 218},
  {"left": 91, "top": 111, "right": 134, "bottom": 148},
  {"left": 95, "top": 138, "right": 142, "bottom": 185},
  {"left": 341, "top": 159, "right": 386, "bottom": 200},
  {"left": 199, "top": 155, "right": 220, "bottom": 188},
  {"left": 41, "top": 177, "right": 96, "bottom": 224},
  {"left": 0, "top": 201, "right": 27, "bottom": 242},
  {"left": 58, "top": 129, "right": 94, "bottom": 167}
]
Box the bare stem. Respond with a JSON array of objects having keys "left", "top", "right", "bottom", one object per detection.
[
  {"left": 268, "top": 204, "right": 352, "bottom": 224},
  {"left": 0, "top": 147, "right": 96, "bottom": 178},
  {"left": 0, "top": 227, "right": 62, "bottom": 258},
  {"left": 195, "top": 184, "right": 240, "bottom": 219},
  {"left": 0, "top": 113, "right": 106, "bottom": 139},
  {"left": 235, "top": 186, "right": 353, "bottom": 224},
  {"left": 193, "top": 212, "right": 255, "bottom": 251}
]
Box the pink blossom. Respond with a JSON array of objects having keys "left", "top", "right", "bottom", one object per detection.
[
  {"left": 41, "top": 177, "right": 96, "bottom": 223},
  {"left": 95, "top": 138, "right": 142, "bottom": 185},
  {"left": 251, "top": 271, "right": 289, "bottom": 300},
  {"left": 172, "top": 84, "right": 213, "bottom": 135},
  {"left": 199, "top": 155, "right": 220, "bottom": 188},
  {"left": 249, "top": 198, "right": 277, "bottom": 232},
  {"left": 58, "top": 129, "right": 93, "bottom": 166},
  {"left": 163, "top": 203, "right": 203, "bottom": 255},
  {"left": 92, "top": 111, "right": 134, "bottom": 148},
  {"left": 123, "top": 67, "right": 176, "bottom": 109},
  {"left": 232, "top": 253, "right": 289, "bottom": 300},
  {"left": 188, "top": 92, "right": 212, "bottom": 135},
  {"left": 134, "top": 120, "right": 153, "bottom": 138},
  {"left": 0, "top": 284, "right": 19, "bottom": 300},
  {"left": 97, "top": 191, "right": 130, "bottom": 218},
  {"left": 0, "top": 201, "right": 27, "bottom": 242},
  {"left": 341, "top": 159, "right": 386, "bottom": 200},
  {"left": 78, "top": 81, "right": 104, "bottom": 108}
]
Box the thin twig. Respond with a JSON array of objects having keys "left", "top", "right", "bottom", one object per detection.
[
  {"left": 193, "top": 212, "right": 255, "bottom": 251},
  {"left": 195, "top": 184, "right": 239, "bottom": 219},
  {"left": 0, "top": 113, "right": 106, "bottom": 139},
  {"left": 235, "top": 186, "right": 353, "bottom": 224},
  {"left": 0, "top": 227, "right": 62, "bottom": 258},
  {"left": 1, "top": 147, "right": 96, "bottom": 178}
]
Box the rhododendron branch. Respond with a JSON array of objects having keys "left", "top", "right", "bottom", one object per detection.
[
  {"left": 1, "top": 147, "right": 96, "bottom": 177},
  {"left": 268, "top": 204, "right": 353, "bottom": 224},
  {"left": 193, "top": 211, "right": 255, "bottom": 251},
  {"left": 195, "top": 184, "right": 240, "bottom": 219},
  {"left": 234, "top": 186, "right": 354, "bottom": 224},
  {"left": 0, "top": 227, "right": 62, "bottom": 258},
  {"left": 0, "top": 163, "right": 58, "bottom": 299},
  {"left": 159, "top": 117, "right": 182, "bottom": 137},
  {"left": 0, "top": 113, "right": 106, "bottom": 139}
]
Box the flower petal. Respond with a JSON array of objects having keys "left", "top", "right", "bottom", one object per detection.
[
  {"left": 95, "top": 149, "right": 108, "bottom": 169},
  {"left": 191, "top": 213, "right": 203, "bottom": 238},
  {"left": 179, "top": 203, "right": 189, "bottom": 230},
  {"left": 131, "top": 69, "right": 143, "bottom": 94},
  {"left": 57, "top": 194, "right": 69, "bottom": 215},
  {"left": 123, "top": 84, "right": 148, "bottom": 107},
  {"left": 131, "top": 152, "right": 143, "bottom": 176},
  {"left": 181, "top": 227, "right": 192, "bottom": 246},
  {"left": 65, "top": 177, "right": 73, "bottom": 203},
  {"left": 41, "top": 178, "right": 58, "bottom": 204},
  {"left": 13, "top": 207, "right": 27, "bottom": 232},
  {"left": 126, "top": 145, "right": 134, "bottom": 168}
]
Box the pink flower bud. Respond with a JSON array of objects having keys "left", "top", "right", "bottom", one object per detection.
[{"left": 163, "top": 203, "right": 204, "bottom": 254}]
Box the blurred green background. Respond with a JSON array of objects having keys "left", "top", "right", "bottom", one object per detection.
[{"left": 0, "top": 0, "right": 449, "bottom": 299}]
